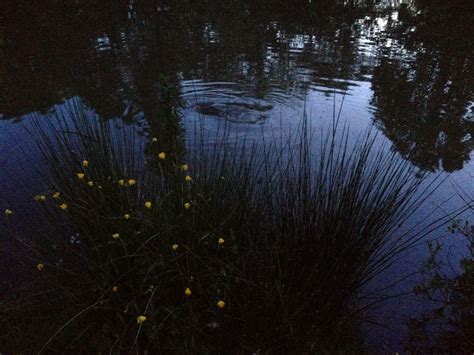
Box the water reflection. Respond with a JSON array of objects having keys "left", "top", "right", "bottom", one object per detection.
[
  {"left": 1, "top": 1, "right": 473, "bottom": 352},
  {"left": 371, "top": 4, "right": 474, "bottom": 171},
  {"left": 1, "top": 1, "right": 473, "bottom": 171}
]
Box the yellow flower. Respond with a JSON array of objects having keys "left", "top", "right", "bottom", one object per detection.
[
  {"left": 218, "top": 238, "right": 225, "bottom": 245},
  {"left": 112, "top": 233, "right": 120, "bottom": 239},
  {"left": 52, "top": 192, "right": 60, "bottom": 199},
  {"left": 118, "top": 179, "right": 125, "bottom": 186},
  {"left": 172, "top": 244, "right": 179, "bottom": 251},
  {"left": 181, "top": 164, "right": 189, "bottom": 171},
  {"left": 184, "top": 202, "right": 191, "bottom": 209},
  {"left": 34, "top": 195, "right": 46, "bottom": 202},
  {"left": 151, "top": 137, "right": 158, "bottom": 142},
  {"left": 185, "top": 175, "right": 192, "bottom": 182},
  {"left": 112, "top": 285, "right": 119, "bottom": 292},
  {"left": 184, "top": 288, "right": 192, "bottom": 297},
  {"left": 124, "top": 214, "right": 130, "bottom": 219},
  {"left": 158, "top": 152, "right": 166, "bottom": 160},
  {"left": 36, "top": 263, "right": 44, "bottom": 271},
  {"left": 217, "top": 300, "right": 225, "bottom": 309},
  {"left": 59, "top": 203, "right": 68, "bottom": 210},
  {"left": 128, "top": 179, "right": 136, "bottom": 186},
  {"left": 87, "top": 181, "right": 94, "bottom": 187},
  {"left": 4, "top": 209, "right": 13, "bottom": 216},
  {"left": 145, "top": 201, "right": 152, "bottom": 209},
  {"left": 82, "top": 160, "right": 89, "bottom": 167},
  {"left": 136, "top": 315, "right": 147, "bottom": 324},
  {"left": 77, "top": 173, "right": 85, "bottom": 180}
]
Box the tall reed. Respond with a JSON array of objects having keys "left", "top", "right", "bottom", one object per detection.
[{"left": 1, "top": 97, "right": 438, "bottom": 353}]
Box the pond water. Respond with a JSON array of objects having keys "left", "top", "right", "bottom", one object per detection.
[{"left": 1, "top": 1, "right": 473, "bottom": 351}]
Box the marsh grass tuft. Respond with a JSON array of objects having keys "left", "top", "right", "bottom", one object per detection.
[{"left": 1, "top": 98, "right": 437, "bottom": 353}]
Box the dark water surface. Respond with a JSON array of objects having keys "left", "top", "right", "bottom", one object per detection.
[{"left": 1, "top": 1, "right": 473, "bottom": 351}]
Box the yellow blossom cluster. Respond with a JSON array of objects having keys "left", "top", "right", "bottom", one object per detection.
[
  {"left": 25, "top": 155, "right": 232, "bottom": 320},
  {"left": 117, "top": 178, "right": 138, "bottom": 187}
]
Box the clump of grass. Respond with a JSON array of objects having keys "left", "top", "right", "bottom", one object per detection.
[{"left": 1, "top": 98, "right": 436, "bottom": 353}]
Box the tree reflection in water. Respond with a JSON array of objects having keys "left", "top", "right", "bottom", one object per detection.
[
  {"left": 371, "top": 1, "right": 474, "bottom": 171},
  {"left": 1, "top": 0, "right": 473, "bottom": 171}
]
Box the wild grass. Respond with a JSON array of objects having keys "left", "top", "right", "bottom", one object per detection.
[{"left": 1, "top": 97, "right": 438, "bottom": 353}]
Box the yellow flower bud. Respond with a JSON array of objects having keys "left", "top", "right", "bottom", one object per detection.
[
  {"left": 181, "top": 164, "right": 189, "bottom": 171},
  {"left": 87, "top": 181, "right": 94, "bottom": 187},
  {"left": 218, "top": 238, "right": 225, "bottom": 245},
  {"left": 217, "top": 300, "right": 225, "bottom": 309},
  {"left": 185, "top": 175, "right": 192, "bottom": 182},
  {"left": 37, "top": 263, "right": 44, "bottom": 271},
  {"left": 128, "top": 179, "right": 136, "bottom": 186},
  {"left": 118, "top": 179, "right": 125, "bottom": 186},
  {"left": 158, "top": 152, "right": 166, "bottom": 160},
  {"left": 145, "top": 201, "right": 152, "bottom": 209},
  {"left": 4, "top": 209, "right": 13, "bottom": 216},
  {"left": 82, "top": 160, "right": 89, "bottom": 167},
  {"left": 185, "top": 288, "right": 192, "bottom": 297},
  {"left": 124, "top": 214, "right": 130, "bottom": 220},
  {"left": 35, "top": 195, "right": 46, "bottom": 202},
  {"left": 136, "top": 315, "right": 147, "bottom": 324},
  {"left": 112, "top": 233, "right": 120, "bottom": 239},
  {"left": 112, "top": 285, "right": 118, "bottom": 292},
  {"left": 52, "top": 192, "right": 60, "bottom": 199},
  {"left": 59, "top": 203, "right": 68, "bottom": 210},
  {"left": 184, "top": 202, "right": 191, "bottom": 209},
  {"left": 172, "top": 244, "right": 179, "bottom": 251},
  {"left": 151, "top": 137, "right": 158, "bottom": 142},
  {"left": 77, "top": 173, "right": 85, "bottom": 180}
]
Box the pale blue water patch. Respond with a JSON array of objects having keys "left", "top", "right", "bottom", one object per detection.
[
  {"left": 361, "top": 158, "right": 474, "bottom": 351},
  {"left": 179, "top": 67, "right": 473, "bottom": 351},
  {"left": 0, "top": 115, "right": 46, "bottom": 213}
]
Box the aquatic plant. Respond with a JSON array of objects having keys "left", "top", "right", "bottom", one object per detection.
[
  {"left": 1, "top": 99, "right": 439, "bottom": 353},
  {"left": 404, "top": 205, "right": 474, "bottom": 353}
]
